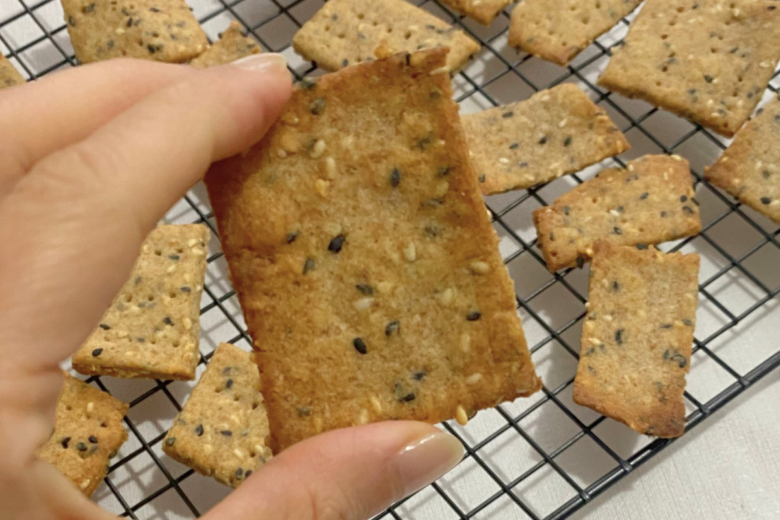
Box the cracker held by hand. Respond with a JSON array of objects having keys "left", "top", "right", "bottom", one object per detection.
[
  {"left": 190, "top": 21, "right": 261, "bottom": 69},
  {"left": 534, "top": 155, "right": 701, "bottom": 272},
  {"left": 0, "top": 54, "right": 24, "bottom": 89},
  {"left": 291, "top": 0, "right": 479, "bottom": 73},
  {"left": 509, "top": 0, "right": 642, "bottom": 66},
  {"left": 573, "top": 241, "right": 699, "bottom": 438},
  {"left": 439, "top": 0, "right": 511, "bottom": 26},
  {"left": 463, "top": 83, "right": 629, "bottom": 195},
  {"left": 598, "top": 0, "right": 780, "bottom": 137},
  {"left": 205, "top": 48, "right": 541, "bottom": 451},
  {"left": 706, "top": 94, "right": 780, "bottom": 224},
  {"left": 62, "top": 0, "right": 208, "bottom": 64},
  {"left": 163, "top": 343, "right": 272, "bottom": 487},
  {"left": 37, "top": 374, "right": 129, "bottom": 496},
  {"left": 72, "top": 224, "right": 209, "bottom": 381}
]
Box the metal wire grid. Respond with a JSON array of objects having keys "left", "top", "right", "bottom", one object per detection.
[{"left": 2, "top": 0, "right": 779, "bottom": 518}]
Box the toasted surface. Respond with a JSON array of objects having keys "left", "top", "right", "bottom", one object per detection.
[
  {"left": 62, "top": 0, "right": 208, "bottom": 64},
  {"left": 598, "top": 0, "right": 780, "bottom": 137},
  {"left": 163, "top": 343, "right": 272, "bottom": 487},
  {"left": 36, "top": 374, "right": 129, "bottom": 496},
  {"left": 72, "top": 225, "right": 209, "bottom": 380},
  {"left": 0, "top": 55, "right": 24, "bottom": 89},
  {"left": 534, "top": 155, "right": 701, "bottom": 272},
  {"left": 706, "top": 95, "right": 780, "bottom": 224},
  {"left": 190, "top": 21, "right": 261, "bottom": 68},
  {"left": 438, "top": 0, "right": 511, "bottom": 26},
  {"left": 509, "top": 0, "right": 642, "bottom": 66},
  {"left": 205, "top": 49, "right": 540, "bottom": 451},
  {"left": 462, "top": 84, "right": 629, "bottom": 195},
  {"left": 291, "top": 0, "right": 480, "bottom": 73},
  {"left": 573, "top": 241, "right": 699, "bottom": 438}
]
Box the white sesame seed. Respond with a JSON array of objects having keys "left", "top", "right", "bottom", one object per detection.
[
  {"left": 187, "top": 239, "right": 198, "bottom": 247},
  {"left": 341, "top": 135, "right": 354, "bottom": 148},
  {"left": 429, "top": 66, "right": 449, "bottom": 75},
  {"left": 314, "top": 417, "right": 323, "bottom": 432},
  {"left": 460, "top": 333, "right": 471, "bottom": 353},
  {"left": 498, "top": 157, "right": 510, "bottom": 164},
  {"left": 277, "top": 149, "right": 287, "bottom": 158},
  {"left": 310, "top": 139, "right": 326, "bottom": 158},
  {"left": 87, "top": 402, "right": 94, "bottom": 413},
  {"left": 167, "top": 264, "right": 176, "bottom": 274},
  {"left": 353, "top": 297, "right": 374, "bottom": 311},
  {"left": 358, "top": 409, "right": 370, "bottom": 424},
  {"left": 80, "top": 479, "right": 91, "bottom": 489},
  {"left": 183, "top": 318, "right": 192, "bottom": 330},
  {"left": 115, "top": 28, "right": 125, "bottom": 35},
  {"left": 589, "top": 337, "right": 601, "bottom": 346},
  {"left": 404, "top": 242, "right": 416, "bottom": 262},
  {"left": 627, "top": 164, "right": 635, "bottom": 171},
  {"left": 469, "top": 260, "right": 490, "bottom": 274},
  {"left": 440, "top": 288, "right": 454, "bottom": 306},
  {"left": 604, "top": 315, "right": 613, "bottom": 322},
  {"left": 377, "top": 281, "right": 393, "bottom": 294},
  {"left": 233, "top": 448, "right": 245, "bottom": 458},
  {"left": 370, "top": 396, "right": 383, "bottom": 412},
  {"left": 609, "top": 209, "right": 620, "bottom": 217},
  {"left": 558, "top": 118, "right": 568, "bottom": 128},
  {"left": 435, "top": 181, "right": 449, "bottom": 198},
  {"left": 760, "top": 61, "right": 772, "bottom": 68},
  {"left": 466, "top": 373, "right": 483, "bottom": 385},
  {"left": 455, "top": 405, "right": 469, "bottom": 426},
  {"left": 315, "top": 179, "right": 329, "bottom": 197}
]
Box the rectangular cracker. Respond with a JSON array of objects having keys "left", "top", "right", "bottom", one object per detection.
[
  {"left": 0, "top": 54, "right": 25, "bottom": 89},
  {"left": 205, "top": 49, "right": 541, "bottom": 451},
  {"left": 62, "top": 0, "right": 208, "bottom": 64},
  {"left": 706, "top": 94, "right": 780, "bottom": 224},
  {"left": 291, "top": 0, "right": 480, "bottom": 73},
  {"left": 190, "top": 21, "right": 261, "bottom": 69},
  {"left": 598, "top": 0, "right": 780, "bottom": 137},
  {"left": 509, "top": 0, "right": 642, "bottom": 66},
  {"left": 71, "top": 224, "right": 209, "bottom": 381},
  {"left": 438, "top": 0, "right": 511, "bottom": 26},
  {"left": 163, "top": 343, "right": 272, "bottom": 487},
  {"left": 573, "top": 241, "right": 699, "bottom": 438},
  {"left": 463, "top": 83, "right": 630, "bottom": 195},
  {"left": 534, "top": 155, "right": 701, "bottom": 272},
  {"left": 36, "top": 374, "right": 129, "bottom": 496}
]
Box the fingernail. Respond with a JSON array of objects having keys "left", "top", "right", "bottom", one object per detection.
[
  {"left": 394, "top": 432, "right": 464, "bottom": 496},
  {"left": 230, "top": 53, "right": 288, "bottom": 73}
]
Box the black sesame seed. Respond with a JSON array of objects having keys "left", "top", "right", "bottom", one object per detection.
[
  {"left": 165, "top": 437, "right": 176, "bottom": 446},
  {"left": 478, "top": 174, "right": 486, "bottom": 183},
  {"left": 76, "top": 442, "right": 88, "bottom": 452},
  {"left": 342, "top": 59, "right": 349, "bottom": 67},
  {"left": 356, "top": 284, "right": 374, "bottom": 295},
  {"left": 92, "top": 348, "right": 103, "bottom": 357},
  {"left": 300, "top": 77, "right": 317, "bottom": 90},
  {"left": 236, "top": 468, "right": 244, "bottom": 477},
  {"left": 612, "top": 281, "right": 620, "bottom": 291},
  {"left": 195, "top": 424, "right": 204, "bottom": 436},
  {"left": 761, "top": 197, "right": 772, "bottom": 205},
  {"left": 296, "top": 407, "right": 311, "bottom": 416},
  {"left": 89, "top": 435, "right": 98, "bottom": 444},
  {"left": 99, "top": 323, "right": 111, "bottom": 330},
  {"left": 615, "top": 329, "right": 624, "bottom": 345},
  {"left": 682, "top": 206, "right": 694, "bottom": 214},
  {"left": 661, "top": 323, "right": 673, "bottom": 329},
  {"left": 84, "top": 3, "right": 95, "bottom": 12},
  {"left": 126, "top": 17, "right": 133, "bottom": 27},
  {"left": 303, "top": 257, "right": 315, "bottom": 274},
  {"left": 412, "top": 370, "right": 426, "bottom": 381},
  {"left": 135, "top": 276, "right": 142, "bottom": 285},
  {"left": 286, "top": 231, "right": 299, "bottom": 244},
  {"left": 502, "top": 111, "right": 514, "bottom": 118},
  {"left": 576, "top": 256, "right": 585, "bottom": 269},
  {"left": 660, "top": 211, "right": 668, "bottom": 218},
  {"left": 310, "top": 98, "right": 325, "bottom": 115},
  {"left": 150, "top": 6, "right": 160, "bottom": 12},
  {"left": 640, "top": 192, "right": 649, "bottom": 200},
  {"left": 538, "top": 136, "right": 548, "bottom": 145},
  {"left": 509, "top": 142, "right": 519, "bottom": 149},
  {"left": 328, "top": 234, "right": 346, "bottom": 253},
  {"left": 636, "top": 244, "right": 648, "bottom": 250},
  {"left": 246, "top": 470, "right": 253, "bottom": 478},
  {"left": 563, "top": 205, "right": 571, "bottom": 216},
  {"left": 563, "top": 136, "right": 572, "bottom": 147},
  {"left": 147, "top": 44, "right": 156, "bottom": 54},
  {"left": 180, "top": 286, "right": 191, "bottom": 292},
  {"left": 399, "top": 393, "right": 416, "bottom": 402},
  {"left": 466, "top": 311, "right": 481, "bottom": 321},
  {"left": 168, "top": 254, "right": 180, "bottom": 260},
  {"left": 61, "top": 437, "right": 71, "bottom": 449},
  {"left": 704, "top": 74, "right": 714, "bottom": 83},
  {"left": 437, "top": 166, "right": 450, "bottom": 176},
  {"left": 226, "top": 379, "right": 234, "bottom": 389},
  {"left": 163, "top": 316, "right": 173, "bottom": 326},
  {"left": 682, "top": 319, "right": 693, "bottom": 326},
  {"left": 353, "top": 337, "right": 367, "bottom": 354},
  {"left": 519, "top": 161, "right": 529, "bottom": 168},
  {"left": 692, "top": 197, "right": 700, "bottom": 206},
  {"left": 220, "top": 430, "right": 233, "bottom": 437},
  {"left": 385, "top": 321, "right": 400, "bottom": 336},
  {"left": 670, "top": 354, "right": 687, "bottom": 368},
  {"left": 390, "top": 168, "right": 401, "bottom": 187},
  {"left": 136, "top": 337, "right": 145, "bottom": 343},
  {"left": 680, "top": 195, "right": 688, "bottom": 202},
  {"left": 613, "top": 226, "right": 622, "bottom": 235}
]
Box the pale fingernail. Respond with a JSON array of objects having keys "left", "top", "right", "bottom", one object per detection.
[
  {"left": 394, "top": 432, "right": 464, "bottom": 497},
  {"left": 230, "top": 53, "right": 288, "bottom": 73}
]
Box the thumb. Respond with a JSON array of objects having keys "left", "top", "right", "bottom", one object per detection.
[{"left": 203, "top": 422, "right": 464, "bottom": 520}]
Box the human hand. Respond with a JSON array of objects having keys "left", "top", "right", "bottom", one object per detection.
[{"left": 0, "top": 55, "right": 463, "bottom": 520}]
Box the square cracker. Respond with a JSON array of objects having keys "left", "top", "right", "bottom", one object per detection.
[
  {"left": 534, "top": 155, "right": 701, "bottom": 272},
  {"left": 463, "top": 83, "right": 630, "bottom": 195},
  {"left": 706, "top": 94, "right": 780, "bottom": 224},
  {"left": 291, "top": 0, "right": 480, "bottom": 73},
  {"left": 62, "top": 0, "right": 208, "bottom": 64},
  {"left": 573, "top": 241, "right": 699, "bottom": 438},
  {"left": 205, "top": 49, "right": 541, "bottom": 451},
  {"left": 0, "top": 55, "right": 25, "bottom": 89},
  {"left": 190, "top": 21, "right": 261, "bottom": 69},
  {"left": 438, "top": 0, "right": 511, "bottom": 26},
  {"left": 36, "top": 374, "right": 129, "bottom": 496},
  {"left": 598, "top": 0, "right": 780, "bottom": 137},
  {"left": 71, "top": 224, "right": 209, "bottom": 381},
  {"left": 163, "top": 343, "right": 272, "bottom": 487},
  {"left": 509, "top": 0, "right": 642, "bottom": 66}
]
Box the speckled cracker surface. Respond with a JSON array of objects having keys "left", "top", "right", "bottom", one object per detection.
[
  {"left": 534, "top": 155, "right": 701, "bottom": 272},
  {"left": 598, "top": 0, "right": 780, "bottom": 137},
  {"left": 573, "top": 241, "right": 699, "bottom": 438},
  {"left": 291, "top": 0, "right": 480, "bottom": 73},
  {"left": 0, "top": 55, "right": 24, "bottom": 89},
  {"left": 162, "top": 343, "right": 272, "bottom": 487},
  {"left": 205, "top": 49, "right": 541, "bottom": 451},
  {"left": 463, "top": 84, "right": 629, "bottom": 195},
  {"left": 71, "top": 224, "right": 209, "bottom": 380},
  {"left": 62, "top": 0, "right": 208, "bottom": 64},
  {"left": 706, "top": 95, "right": 780, "bottom": 224},
  {"left": 438, "top": 0, "right": 511, "bottom": 26},
  {"left": 509, "top": 0, "right": 642, "bottom": 66},
  {"left": 190, "top": 21, "right": 261, "bottom": 69},
  {"left": 36, "top": 374, "right": 128, "bottom": 496}
]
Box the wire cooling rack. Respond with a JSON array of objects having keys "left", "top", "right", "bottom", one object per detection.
[{"left": 2, "top": 0, "right": 780, "bottom": 518}]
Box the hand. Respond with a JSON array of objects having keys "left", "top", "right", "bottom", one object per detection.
[{"left": 0, "top": 55, "right": 463, "bottom": 520}]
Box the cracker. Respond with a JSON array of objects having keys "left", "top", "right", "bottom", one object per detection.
[
  {"left": 573, "top": 241, "right": 699, "bottom": 438},
  {"left": 509, "top": 0, "right": 642, "bottom": 66},
  {"left": 190, "top": 21, "right": 261, "bottom": 69},
  {"left": 705, "top": 94, "right": 780, "bottom": 224},
  {"left": 62, "top": 0, "right": 208, "bottom": 64},
  {"left": 598, "top": 0, "right": 780, "bottom": 137},
  {"left": 205, "top": 49, "right": 541, "bottom": 451},
  {"left": 533, "top": 155, "right": 701, "bottom": 272},
  {"left": 162, "top": 343, "right": 272, "bottom": 487},
  {"left": 36, "top": 374, "right": 129, "bottom": 496},
  {"left": 0, "top": 54, "right": 25, "bottom": 89},
  {"left": 291, "top": 0, "right": 480, "bottom": 73},
  {"left": 463, "top": 83, "right": 630, "bottom": 195},
  {"left": 438, "top": 0, "right": 511, "bottom": 26},
  {"left": 71, "top": 224, "right": 209, "bottom": 381}
]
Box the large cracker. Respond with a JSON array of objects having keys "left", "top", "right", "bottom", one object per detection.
[
  {"left": 438, "top": 0, "right": 511, "bottom": 26},
  {"left": 190, "top": 21, "right": 261, "bottom": 69},
  {"left": 534, "top": 155, "right": 701, "bottom": 272},
  {"left": 509, "top": 0, "right": 643, "bottom": 66},
  {"left": 71, "top": 224, "right": 209, "bottom": 381},
  {"left": 205, "top": 49, "right": 541, "bottom": 451},
  {"left": 291, "top": 0, "right": 480, "bottom": 73},
  {"left": 598, "top": 0, "right": 780, "bottom": 137},
  {"left": 62, "top": 0, "right": 208, "bottom": 64},
  {"left": 0, "top": 55, "right": 25, "bottom": 89},
  {"left": 706, "top": 94, "right": 780, "bottom": 224},
  {"left": 36, "top": 374, "right": 129, "bottom": 496},
  {"left": 163, "top": 343, "right": 272, "bottom": 487},
  {"left": 463, "top": 83, "right": 630, "bottom": 195},
  {"left": 573, "top": 241, "right": 699, "bottom": 438}
]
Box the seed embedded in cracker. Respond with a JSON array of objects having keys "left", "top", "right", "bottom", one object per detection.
[{"left": 190, "top": 21, "right": 261, "bottom": 69}]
